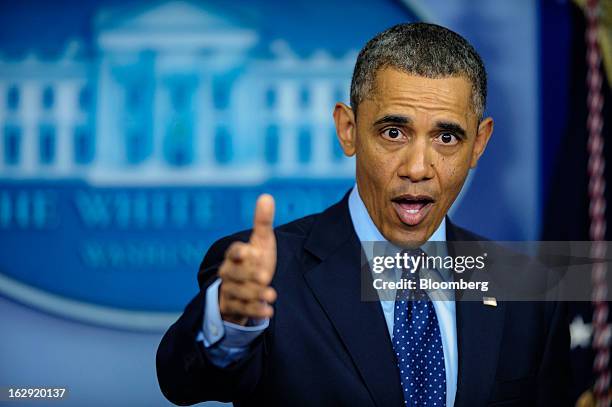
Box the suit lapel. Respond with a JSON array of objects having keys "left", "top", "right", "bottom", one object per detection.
[
  {"left": 447, "top": 220, "right": 507, "bottom": 407},
  {"left": 299, "top": 199, "right": 506, "bottom": 407},
  {"left": 302, "top": 195, "right": 404, "bottom": 407}
]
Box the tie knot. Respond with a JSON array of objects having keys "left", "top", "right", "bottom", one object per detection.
[
  {"left": 400, "top": 248, "right": 425, "bottom": 277},
  {"left": 396, "top": 248, "right": 429, "bottom": 301}
]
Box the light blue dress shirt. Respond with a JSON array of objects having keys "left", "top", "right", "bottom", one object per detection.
[{"left": 200, "top": 185, "right": 457, "bottom": 406}]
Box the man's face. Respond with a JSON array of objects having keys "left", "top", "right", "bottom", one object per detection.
[{"left": 334, "top": 68, "right": 493, "bottom": 246}]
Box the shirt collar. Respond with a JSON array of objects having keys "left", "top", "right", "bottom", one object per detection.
[{"left": 348, "top": 184, "right": 453, "bottom": 290}]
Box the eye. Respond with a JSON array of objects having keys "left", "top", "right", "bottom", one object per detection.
[
  {"left": 434, "top": 132, "right": 459, "bottom": 146},
  {"left": 381, "top": 127, "right": 405, "bottom": 141}
]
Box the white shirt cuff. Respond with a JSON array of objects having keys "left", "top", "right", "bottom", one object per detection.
[{"left": 201, "top": 279, "right": 269, "bottom": 348}]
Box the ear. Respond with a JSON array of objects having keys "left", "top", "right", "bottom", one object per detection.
[
  {"left": 469, "top": 116, "right": 493, "bottom": 168},
  {"left": 333, "top": 102, "right": 357, "bottom": 157}
]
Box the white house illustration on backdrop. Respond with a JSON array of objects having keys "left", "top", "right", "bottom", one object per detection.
[{"left": 0, "top": 1, "right": 356, "bottom": 185}]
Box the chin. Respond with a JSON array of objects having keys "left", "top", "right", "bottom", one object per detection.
[{"left": 387, "top": 225, "right": 430, "bottom": 248}]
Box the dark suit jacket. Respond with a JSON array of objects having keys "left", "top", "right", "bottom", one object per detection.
[{"left": 156, "top": 193, "right": 571, "bottom": 406}]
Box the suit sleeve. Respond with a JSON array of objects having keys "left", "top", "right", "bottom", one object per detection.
[
  {"left": 156, "top": 231, "right": 269, "bottom": 405},
  {"left": 200, "top": 279, "right": 269, "bottom": 368}
]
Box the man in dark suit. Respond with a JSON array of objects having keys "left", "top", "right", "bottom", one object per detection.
[{"left": 157, "top": 23, "right": 570, "bottom": 406}]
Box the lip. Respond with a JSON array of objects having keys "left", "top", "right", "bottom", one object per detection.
[{"left": 391, "top": 194, "right": 435, "bottom": 227}]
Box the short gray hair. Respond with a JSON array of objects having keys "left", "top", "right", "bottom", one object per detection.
[{"left": 350, "top": 22, "right": 487, "bottom": 119}]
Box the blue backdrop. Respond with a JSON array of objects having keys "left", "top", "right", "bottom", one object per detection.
[{"left": 0, "top": 1, "right": 543, "bottom": 405}]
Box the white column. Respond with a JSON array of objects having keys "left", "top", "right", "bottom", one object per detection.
[
  {"left": 19, "top": 81, "right": 40, "bottom": 175},
  {"left": 195, "top": 74, "right": 214, "bottom": 169},
  {"left": 279, "top": 125, "right": 297, "bottom": 173},
  {"left": 55, "top": 81, "right": 78, "bottom": 174},
  {"left": 233, "top": 79, "right": 262, "bottom": 169},
  {"left": 277, "top": 80, "right": 298, "bottom": 173},
  {"left": 310, "top": 81, "right": 332, "bottom": 172},
  {"left": 150, "top": 70, "right": 165, "bottom": 168},
  {"left": 93, "top": 57, "right": 119, "bottom": 170}
]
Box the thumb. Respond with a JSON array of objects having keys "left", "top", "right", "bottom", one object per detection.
[{"left": 250, "top": 194, "right": 275, "bottom": 247}]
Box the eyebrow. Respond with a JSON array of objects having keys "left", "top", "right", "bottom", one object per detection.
[
  {"left": 372, "top": 115, "right": 412, "bottom": 127},
  {"left": 372, "top": 115, "right": 468, "bottom": 138},
  {"left": 434, "top": 121, "right": 467, "bottom": 138}
]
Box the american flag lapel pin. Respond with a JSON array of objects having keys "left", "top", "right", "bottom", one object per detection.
[{"left": 482, "top": 297, "right": 497, "bottom": 307}]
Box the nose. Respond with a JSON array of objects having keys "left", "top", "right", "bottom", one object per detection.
[{"left": 397, "top": 138, "right": 435, "bottom": 182}]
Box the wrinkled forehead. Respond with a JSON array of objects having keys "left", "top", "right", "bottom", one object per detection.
[{"left": 362, "top": 68, "right": 477, "bottom": 123}]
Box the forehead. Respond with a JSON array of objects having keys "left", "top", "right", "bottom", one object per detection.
[{"left": 363, "top": 68, "right": 474, "bottom": 123}]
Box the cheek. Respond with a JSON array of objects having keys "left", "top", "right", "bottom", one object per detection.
[
  {"left": 357, "top": 139, "right": 394, "bottom": 184},
  {"left": 436, "top": 156, "right": 470, "bottom": 201},
  {"left": 357, "top": 157, "right": 389, "bottom": 200}
]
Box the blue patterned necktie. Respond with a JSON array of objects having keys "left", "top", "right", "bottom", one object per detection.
[{"left": 392, "top": 250, "right": 446, "bottom": 407}]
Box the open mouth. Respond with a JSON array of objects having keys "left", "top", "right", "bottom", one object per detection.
[{"left": 391, "top": 194, "right": 435, "bottom": 226}]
